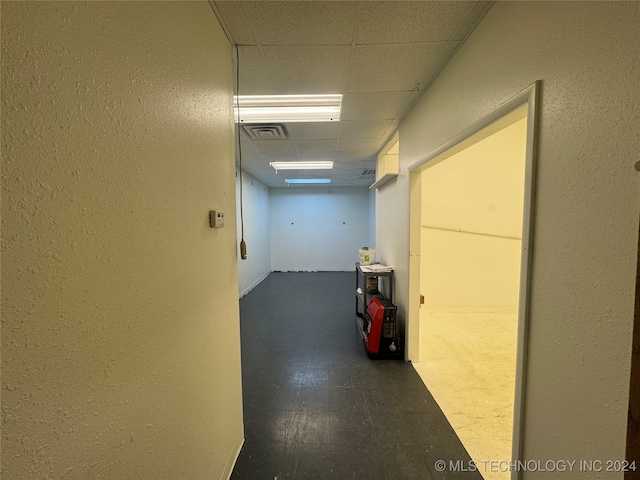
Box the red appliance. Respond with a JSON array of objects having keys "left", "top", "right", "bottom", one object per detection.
[{"left": 363, "top": 297, "right": 399, "bottom": 356}]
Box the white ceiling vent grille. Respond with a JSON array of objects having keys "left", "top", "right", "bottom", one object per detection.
[
  {"left": 241, "top": 124, "right": 288, "bottom": 140},
  {"left": 360, "top": 169, "right": 376, "bottom": 177}
]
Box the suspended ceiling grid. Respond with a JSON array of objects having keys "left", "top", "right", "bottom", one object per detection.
[{"left": 211, "top": 1, "right": 494, "bottom": 187}]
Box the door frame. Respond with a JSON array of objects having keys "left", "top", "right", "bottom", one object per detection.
[
  {"left": 407, "top": 81, "right": 540, "bottom": 478},
  {"left": 626, "top": 216, "right": 640, "bottom": 479}
]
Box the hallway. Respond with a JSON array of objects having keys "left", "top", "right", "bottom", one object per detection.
[{"left": 231, "top": 272, "right": 481, "bottom": 479}]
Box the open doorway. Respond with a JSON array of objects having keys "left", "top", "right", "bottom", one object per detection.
[{"left": 407, "top": 84, "right": 539, "bottom": 480}]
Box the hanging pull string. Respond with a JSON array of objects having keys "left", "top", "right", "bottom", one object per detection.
[
  {"left": 208, "top": 2, "right": 246, "bottom": 259},
  {"left": 235, "top": 44, "right": 247, "bottom": 260}
]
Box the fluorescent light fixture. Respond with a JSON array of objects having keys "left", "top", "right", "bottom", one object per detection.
[
  {"left": 285, "top": 178, "right": 331, "bottom": 185},
  {"left": 235, "top": 94, "right": 342, "bottom": 123},
  {"left": 270, "top": 161, "right": 333, "bottom": 172}
]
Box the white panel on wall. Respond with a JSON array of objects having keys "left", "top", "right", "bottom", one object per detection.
[
  {"left": 236, "top": 169, "right": 271, "bottom": 297},
  {"left": 270, "top": 187, "right": 370, "bottom": 271}
]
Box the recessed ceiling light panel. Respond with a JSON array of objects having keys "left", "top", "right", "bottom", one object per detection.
[
  {"left": 270, "top": 161, "right": 333, "bottom": 172},
  {"left": 285, "top": 178, "right": 331, "bottom": 185},
  {"left": 235, "top": 95, "right": 342, "bottom": 123}
]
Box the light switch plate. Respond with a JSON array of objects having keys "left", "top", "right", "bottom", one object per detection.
[{"left": 209, "top": 210, "right": 224, "bottom": 228}]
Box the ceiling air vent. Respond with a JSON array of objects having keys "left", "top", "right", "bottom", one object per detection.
[
  {"left": 241, "top": 124, "right": 288, "bottom": 140},
  {"left": 361, "top": 169, "right": 376, "bottom": 177}
]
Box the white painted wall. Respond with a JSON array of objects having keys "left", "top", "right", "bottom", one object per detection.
[
  {"left": 421, "top": 117, "right": 526, "bottom": 311},
  {"left": 368, "top": 188, "right": 376, "bottom": 248},
  {"left": 271, "top": 187, "right": 370, "bottom": 271},
  {"left": 377, "top": 1, "right": 639, "bottom": 474},
  {"left": 1, "top": 3, "right": 244, "bottom": 479},
  {"left": 236, "top": 169, "right": 271, "bottom": 297}
]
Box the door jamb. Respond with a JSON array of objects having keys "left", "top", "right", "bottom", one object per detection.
[
  {"left": 626, "top": 217, "right": 640, "bottom": 479},
  {"left": 407, "top": 81, "right": 540, "bottom": 479}
]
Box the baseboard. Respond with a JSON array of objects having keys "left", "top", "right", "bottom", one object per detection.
[
  {"left": 271, "top": 269, "right": 353, "bottom": 273},
  {"left": 239, "top": 270, "right": 352, "bottom": 298},
  {"left": 223, "top": 433, "right": 245, "bottom": 480},
  {"left": 238, "top": 271, "right": 271, "bottom": 298},
  {"left": 422, "top": 306, "right": 519, "bottom": 314}
]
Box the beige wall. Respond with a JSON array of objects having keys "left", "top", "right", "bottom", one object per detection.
[
  {"left": 421, "top": 117, "right": 526, "bottom": 311},
  {"left": 377, "top": 1, "right": 639, "bottom": 475},
  {"left": 1, "top": 3, "right": 243, "bottom": 479}
]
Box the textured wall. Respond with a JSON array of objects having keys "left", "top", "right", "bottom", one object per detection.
[
  {"left": 378, "top": 1, "right": 639, "bottom": 474},
  {"left": 236, "top": 169, "right": 271, "bottom": 297},
  {"left": 270, "top": 188, "right": 370, "bottom": 271},
  {"left": 1, "top": 3, "right": 243, "bottom": 479}
]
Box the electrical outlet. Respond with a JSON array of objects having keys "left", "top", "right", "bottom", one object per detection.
[{"left": 209, "top": 210, "right": 225, "bottom": 228}]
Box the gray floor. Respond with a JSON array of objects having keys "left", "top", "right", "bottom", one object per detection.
[{"left": 231, "top": 272, "right": 481, "bottom": 480}]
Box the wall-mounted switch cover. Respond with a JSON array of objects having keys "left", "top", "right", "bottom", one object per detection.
[{"left": 209, "top": 210, "right": 224, "bottom": 228}]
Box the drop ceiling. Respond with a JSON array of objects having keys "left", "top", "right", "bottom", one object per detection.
[{"left": 211, "top": 1, "right": 494, "bottom": 188}]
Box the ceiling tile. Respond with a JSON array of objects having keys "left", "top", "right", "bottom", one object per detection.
[
  {"left": 331, "top": 178, "right": 358, "bottom": 187},
  {"left": 347, "top": 43, "right": 446, "bottom": 92},
  {"left": 334, "top": 151, "right": 376, "bottom": 163},
  {"left": 259, "top": 151, "right": 301, "bottom": 162},
  {"left": 239, "top": 135, "right": 261, "bottom": 152},
  {"left": 341, "top": 92, "right": 413, "bottom": 121},
  {"left": 240, "top": 160, "right": 272, "bottom": 175},
  {"left": 333, "top": 170, "right": 374, "bottom": 182},
  {"left": 332, "top": 162, "right": 357, "bottom": 171},
  {"left": 240, "top": 162, "right": 271, "bottom": 181},
  {"left": 248, "top": 1, "right": 358, "bottom": 46},
  {"left": 215, "top": 1, "right": 495, "bottom": 188},
  {"left": 293, "top": 139, "right": 337, "bottom": 154},
  {"left": 361, "top": 157, "right": 377, "bottom": 167},
  {"left": 297, "top": 155, "right": 338, "bottom": 164},
  {"left": 252, "top": 173, "right": 284, "bottom": 187},
  {"left": 339, "top": 120, "right": 393, "bottom": 139},
  {"left": 296, "top": 152, "right": 336, "bottom": 162},
  {"left": 304, "top": 170, "right": 336, "bottom": 178},
  {"left": 252, "top": 139, "right": 298, "bottom": 154},
  {"left": 213, "top": 2, "right": 257, "bottom": 45},
  {"left": 239, "top": 45, "right": 351, "bottom": 94},
  {"left": 286, "top": 122, "right": 340, "bottom": 140},
  {"left": 337, "top": 138, "right": 378, "bottom": 152},
  {"left": 355, "top": 1, "right": 477, "bottom": 44},
  {"left": 236, "top": 146, "right": 264, "bottom": 162}
]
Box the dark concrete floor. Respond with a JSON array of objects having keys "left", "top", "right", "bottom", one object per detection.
[{"left": 231, "top": 272, "right": 481, "bottom": 480}]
